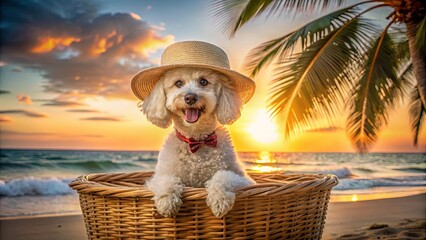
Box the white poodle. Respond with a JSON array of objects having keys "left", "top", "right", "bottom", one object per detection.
[{"left": 141, "top": 67, "right": 254, "bottom": 218}]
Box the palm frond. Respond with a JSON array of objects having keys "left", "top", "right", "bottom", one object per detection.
[
  {"left": 211, "top": 0, "right": 364, "bottom": 36},
  {"left": 245, "top": 6, "right": 359, "bottom": 76},
  {"left": 244, "top": 2, "right": 387, "bottom": 77},
  {"left": 392, "top": 30, "right": 413, "bottom": 96},
  {"left": 398, "top": 63, "right": 415, "bottom": 97},
  {"left": 346, "top": 22, "right": 403, "bottom": 153},
  {"left": 389, "top": 25, "right": 410, "bottom": 64},
  {"left": 268, "top": 16, "right": 377, "bottom": 138},
  {"left": 409, "top": 85, "right": 426, "bottom": 146}
]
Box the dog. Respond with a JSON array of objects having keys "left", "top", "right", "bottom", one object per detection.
[
  {"left": 140, "top": 67, "right": 255, "bottom": 217},
  {"left": 131, "top": 41, "right": 256, "bottom": 218}
]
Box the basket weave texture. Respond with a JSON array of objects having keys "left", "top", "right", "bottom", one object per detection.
[{"left": 69, "top": 172, "right": 338, "bottom": 240}]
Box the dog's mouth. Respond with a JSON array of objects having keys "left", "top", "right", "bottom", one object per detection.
[{"left": 182, "top": 107, "right": 204, "bottom": 123}]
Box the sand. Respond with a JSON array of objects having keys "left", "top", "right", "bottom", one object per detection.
[
  {"left": 0, "top": 214, "right": 86, "bottom": 240},
  {"left": 1, "top": 194, "right": 425, "bottom": 240},
  {"left": 333, "top": 219, "right": 425, "bottom": 240},
  {"left": 323, "top": 193, "right": 426, "bottom": 239}
]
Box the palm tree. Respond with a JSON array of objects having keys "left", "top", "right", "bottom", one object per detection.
[{"left": 211, "top": 0, "right": 425, "bottom": 153}]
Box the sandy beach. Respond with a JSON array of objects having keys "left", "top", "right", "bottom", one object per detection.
[
  {"left": 1, "top": 194, "right": 425, "bottom": 240},
  {"left": 324, "top": 193, "right": 425, "bottom": 239}
]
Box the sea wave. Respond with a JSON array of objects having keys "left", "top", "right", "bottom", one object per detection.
[
  {"left": 1, "top": 159, "right": 157, "bottom": 171},
  {"left": 284, "top": 166, "right": 353, "bottom": 178},
  {"left": 45, "top": 156, "right": 67, "bottom": 160},
  {"left": 334, "top": 175, "right": 426, "bottom": 190},
  {"left": 393, "top": 167, "right": 426, "bottom": 173},
  {"left": 311, "top": 167, "right": 353, "bottom": 178},
  {"left": 56, "top": 160, "right": 140, "bottom": 171},
  {"left": 353, "top": 167, "right": 376, "bottom": 173},
  {"left": 0, "top": 177, "right": 74, "bottom": 197}
]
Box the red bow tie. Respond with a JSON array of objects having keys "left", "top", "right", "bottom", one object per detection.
[{"left": 175, "top": 130, "right": 218, "bottom": 153}]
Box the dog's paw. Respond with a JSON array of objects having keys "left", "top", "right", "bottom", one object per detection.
[
  {"left": 206, "top": 190, "right": 235, "bottom": 218},
  {"left": 154, "top": 193, "right": 182, "bottom": 217}
]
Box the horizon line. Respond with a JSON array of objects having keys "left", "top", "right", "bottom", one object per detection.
[{"left": 0, "top": 147, "right": 424, "bottom": 154}]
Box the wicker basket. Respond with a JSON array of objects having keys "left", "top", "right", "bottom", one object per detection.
[{"left": 69, "top": 172, "right": 338, "bottom": 239}]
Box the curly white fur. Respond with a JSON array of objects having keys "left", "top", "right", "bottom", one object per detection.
[{"left": 142, "top": 67, "right": 254, "bottom": 218}]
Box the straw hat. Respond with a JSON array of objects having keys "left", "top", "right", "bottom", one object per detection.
[{"left": 131, "top": 41, "right": 255, "bottom": 103}]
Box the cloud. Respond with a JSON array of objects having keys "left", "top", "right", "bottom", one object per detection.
[
  {"left": 0, "top": 116, "right": 13, "bottom": 123},
  {"left": 1, "top": 130, "right": 54, "bottom": 136},
  {"left": 1, "top": 0, "right": 174, "bottom": 99},
  {"left": 0, "top": 110, "right": 47, "bottom": 118},
  {"left": 80, "top": 116, "right": 123, "bottom": 122},
  {"left": 1, "top": 130, "right": 104, "bottom": 138},
  {"left": 17, "top": 95, "right": 33, "bottom": 105},
  {"left": 0, "top": 90, "right": 11, "bottom": 95},
  {"left": 306, "top": 126, "right": 343, "bottom": 133},
  {"left": 83, "top": 134, "right": 104, "bottom": 138},
  {"left": 41, "top": 99, "right": 86, "bottom": 107},
  {"left": 130, "top": 12, "right": 142, "bottom": 20},
  {"left": 67, "top": 109, "right": 100, "bottom": 113},
  {"left": 152, "top": 22, "right": 166, "bottom": 31}
]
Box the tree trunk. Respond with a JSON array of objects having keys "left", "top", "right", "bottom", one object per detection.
[{"left": 406, "top": 21, "right": 426, "bottom": 108}]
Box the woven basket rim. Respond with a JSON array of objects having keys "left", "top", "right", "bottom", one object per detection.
[{"left": 69, "top": 171, "right": 338, "bottom": 199}]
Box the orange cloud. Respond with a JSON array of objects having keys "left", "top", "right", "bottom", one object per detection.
[
  {"left": 0, "top": 116, "right": 13, "bottom": 123},
  {"left": 2, "top": 2, "right": 175, "bottom": 100},
  {"left": 67, "top": 109, "right": 100, "bottom": 113},
  {"left": 80, "top": 116, "right": 124, "bottom": 122},
  {"left": 0, "top": 110, "right": 47, "bottom": 118},
  {"left": 134, "top": 31, "right": 174, "bottom": 57},
  {"left": 40, "top": 99, "right": 86, "bottom": 107},
  {"left": 17, "top": 95, "right": 33, "bottom": 105},
  {"left": 32, "top": 37, "right": 81, "bottom": 53},
  {"left": 89, "top": 29, "right": 173, "bottom": 59},
  {"left": 91, "top": 31, "right": 123, "bottom": 55}
]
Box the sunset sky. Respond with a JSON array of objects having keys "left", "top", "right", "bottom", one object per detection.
[{"left": 0, "top": 0, "right": 425, "bottom": 152}]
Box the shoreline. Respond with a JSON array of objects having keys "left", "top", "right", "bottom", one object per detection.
[
  {"left": 0, "top": 212, "right": 82, "bottom": 221},
  {"left": 1, "top": 194, "right": 424, "bottom": 240},
  {"left": 1, "top": 189, "right": 425, "bottom": 219},
  {"left": 330, "top": 186, "right": 426, "bottom": 202},
  {"left": 2, "top": 188, "right": 425, "bottom": 219}
]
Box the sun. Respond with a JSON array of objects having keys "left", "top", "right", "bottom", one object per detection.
[{"left": 247, "top": 109, "right": 279, "bottom": 144}]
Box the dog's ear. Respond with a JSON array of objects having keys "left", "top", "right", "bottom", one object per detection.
[
  {"left": 216, "top": 85, "right": 243, "bottom": 125},
  {"left": 141, "top": 80, "right": 171, "bottom": 128}
]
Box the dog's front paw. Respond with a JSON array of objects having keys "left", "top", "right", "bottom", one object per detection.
[
  {"left": 206, "top": 190, "right": 235, "bottom": 218},
  {"left": 155, "top": 193, "right": 182, "bottom": 217}
]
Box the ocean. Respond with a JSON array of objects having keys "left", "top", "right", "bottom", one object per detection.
[{"left": 0, "top": 149, "right": 425, "bottom": 217}]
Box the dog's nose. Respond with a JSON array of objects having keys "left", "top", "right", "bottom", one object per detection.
[{"left": 184, "top": 93, "right": 198, "bottom": 105}]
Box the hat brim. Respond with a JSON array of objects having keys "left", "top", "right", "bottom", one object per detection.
[{"left": 131, "top": 64, "right": 256, "bottom": 103}]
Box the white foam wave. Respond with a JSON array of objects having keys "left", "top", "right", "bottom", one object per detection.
[
  {"left": 313, "top": 167, "right": 353, "bottom": 178},
  {"left": 0, "top": 177, "right": 74, "bottom": 197},
  {"left": 284, "top": 166, "right": 353, "bottom": 178},
  {"left": 335, "top": 176, "right": 426, "bottom": 190}
]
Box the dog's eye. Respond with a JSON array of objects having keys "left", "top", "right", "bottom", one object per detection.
[
  {"left": 175, "top": 80, "right": 184, "bottom": 88},
  {"left": 199, "top": 78, "right": 208, "bottom": 86}
]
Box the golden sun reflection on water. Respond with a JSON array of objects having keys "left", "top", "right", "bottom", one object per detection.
[
  {"left": 330, "top": 187, "right": 426, "bottom": 202},
  {"left": 251, "top": 151, "right": 282, "bottom": 173},
  {"left": 255, "top": 151, "right": 277, "bottom": 164}
]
